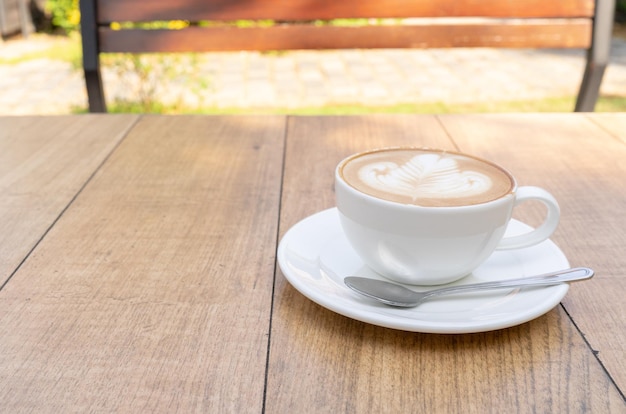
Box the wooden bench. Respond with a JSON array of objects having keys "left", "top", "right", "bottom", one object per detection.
[{"left": 80, "top": 0, "right": 615, "bottom": 113}]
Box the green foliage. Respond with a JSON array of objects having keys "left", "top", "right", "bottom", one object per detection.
[
  {"left": 45, "top": 0, "right": 80, "bottom": 33},
  {"left": 101, "top": 53, "right": 210, "bottom": 113}
]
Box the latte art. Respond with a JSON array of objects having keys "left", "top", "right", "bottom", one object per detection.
[
  {"left": 358, "top": 154, "right": 493, "bottom": 201},
  {"left": 340, "top": 148, "right": 514, "bottom": 207}
]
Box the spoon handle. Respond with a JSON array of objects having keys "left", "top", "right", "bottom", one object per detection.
[{"left": 422, "top": 267, "right": 594, "bottom": 300}]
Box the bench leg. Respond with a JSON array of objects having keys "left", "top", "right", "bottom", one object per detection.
[
  {"left": 575, "top": 60, "right": 607, "bottom": 112},
  {"left": 80, "top": 0, "right": 107, "bottom": 112},
  {"left": 84, "top": 68, "right": 107, "bottom": 113},
  {"left": 575, "top": 0, "right": 615, "bottom": 112}
]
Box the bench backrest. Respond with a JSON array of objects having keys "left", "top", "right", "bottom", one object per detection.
[{"left": 80, "top": 0, "right": 614, "bottom": 112}]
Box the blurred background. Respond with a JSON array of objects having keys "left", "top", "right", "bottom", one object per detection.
[{"left": 1, "top": 0, "right": 626, "bottom": 115}]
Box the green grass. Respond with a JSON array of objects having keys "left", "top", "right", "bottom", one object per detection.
[{"left": 99, "top": 96, "right": 626, "bottom": 115}]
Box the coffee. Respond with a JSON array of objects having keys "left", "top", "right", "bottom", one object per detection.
[{"left": 339, "top": 148, "right": 514, "bottom": 207}]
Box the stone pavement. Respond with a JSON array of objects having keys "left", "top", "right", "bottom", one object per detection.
[{"left": 1, "top": 34, "right": 626, "bottom": 114}]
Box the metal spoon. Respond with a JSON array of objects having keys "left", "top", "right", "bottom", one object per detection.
[{"left": 344, "top": 267, "right": 594, "bottom": 308}]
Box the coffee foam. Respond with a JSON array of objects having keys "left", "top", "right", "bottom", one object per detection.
[{"left": 340, "top": 149, "right": 514, "bottom": 207}]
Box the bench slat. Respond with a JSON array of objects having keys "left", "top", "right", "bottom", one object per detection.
[
  {"left": 99, "top": 20, "right": 592, "bottom": 53},
  {"left": 97, "top": 0, "right": 595, "bottom": 23}
]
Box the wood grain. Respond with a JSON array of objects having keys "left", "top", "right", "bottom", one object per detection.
[
  {"left": 100, "top": 21, "right": 592, "bottom": 53},
  {"left": 267, "top": 115, "right": 624, "bottom": 413},
  {"left": 0, "top": 115, "right": 138, "bottom": 286},
  {"left": 97, "top": 0, "right": 594, "bottom": 22},
  {"left": 2, "top": 114, "right": 624, "bottom": 413},
  {"left": 0, "top": 116, "right": 286, "bottom": 412},
  {"left": 588, "top": 113, "right": 626, "bottom": 144},
  {"left": 438, "top": 113, "right": 626, "bottom": 394}
]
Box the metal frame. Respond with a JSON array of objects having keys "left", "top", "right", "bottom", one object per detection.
[
  {"left": 80, "top": 0, "right": 106, "bottom": 112},
  {"left": 575, "top": 0, "right": 616, "bottom": 111}
]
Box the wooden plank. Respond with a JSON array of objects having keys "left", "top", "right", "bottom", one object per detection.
[
  {"left": 267, "top": 115, "right": 624, "bottom": 413},
  {"left": 0, "top": 115, "right": 138, "bottom": 286},
  {"left": 0, "top": 116, "right": 286, "bottom": 412},
  {"left": 99, "top": 21, "right": 592, "bottom": 53},
  {"left": 587, "top": 113, "right": 626, "bottom": 144},
  {"left": 97, "top": 0, "right": 594, "bottom": 22},
  {"left": 437, "top": 113, "right": 626, "bottom": 394}
]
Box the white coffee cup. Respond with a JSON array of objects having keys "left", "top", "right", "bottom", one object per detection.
[{"left": 335, "top": 148, "right": 560, "bottom": 285}]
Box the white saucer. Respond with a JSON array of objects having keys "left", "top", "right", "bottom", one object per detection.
[{"left": 277, "top": 208, "right": 570, "bottom": 334}]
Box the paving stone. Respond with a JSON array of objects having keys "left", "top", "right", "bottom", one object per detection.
[{"left": 1, "top": 34, "right": 626, "bottom": 114}]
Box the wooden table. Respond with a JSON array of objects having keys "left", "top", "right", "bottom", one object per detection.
[{"left": 1, "top": 114, "right": 624, "bottom": 412}]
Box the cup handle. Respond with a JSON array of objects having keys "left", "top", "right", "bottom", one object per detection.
[{"left": 496, "top": 186, "right": 560, "bottom": 250}]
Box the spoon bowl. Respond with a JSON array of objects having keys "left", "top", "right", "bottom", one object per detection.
[{"left": 344, "top": 267, "right": 594, "bottom": 308}]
